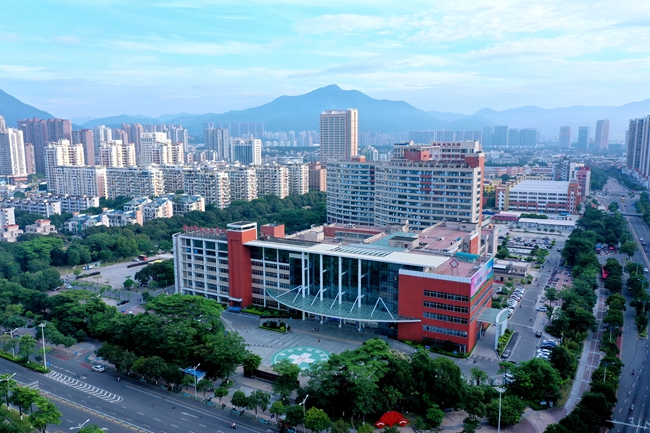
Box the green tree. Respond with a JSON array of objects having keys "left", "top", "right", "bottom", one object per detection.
[
  {"left": 461, "top": 386, "right": 487, "bottom": 421},
  {"left": 270, "top": 400, "right": 286, "bottom": 417},
  {"left": 331, "top": 419, "right": 350, "bottom": 433},
  {"left": 620, "top": 241, "right": 638, "bottom": 259},
  {"left": 304, "top": 407, "right": 332, "bottom": 433},
  {"left": 486, "top": 394, "right": 525, "bottom": 426},
  {"left": 231, "top": 390, "right": 248, "bottom": 409},
  {"left": 242, "top": 352, "right": 262, "bottom": 377},
  {"left": 9, "top": 386, "right": 41, "bottom": 416},
  {"left": 196, "top": 378, "right": 213, "bottom": 397},
  {"left": 248, "top": 389, "right": 271, "bottom": 414},
  {"left": 510, "top": 358, "right": 562, "bottom": 402},
  {"left": 285, "top": 404, "right": 305, "bottom": 427},
  {"left": 272, "top": 359, "right": 301, "bottom": 402},
  {"left": 549, "top": 346, "right": 577, "bottom": 380},
  {"left": 470, "top": 367, "right": 489, "bottom": 386},
  {"left": 29, "top": 397, "right": 62, "bottom": 433},
  {"left": 608, "top": 202, "right": 619, "bottom": 212},
  {"left": 17, "top": 334, "right": 37, "bottom": 361},
  {"left": 426, "top": 403, "right": 445, "bottom": 428},
  {"left": 214, "top": 387, "right": 229, "bottom": 402},
  {"left": 357, "top": 423, "right": 375, "bottom": 433}
]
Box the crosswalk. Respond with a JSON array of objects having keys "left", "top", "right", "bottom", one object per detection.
[
  {"left": 45, "top": 371, "right": 123, "bottom": 403},
  {"left": 235, "top": 327, "right": 296, "bottom": 349}
]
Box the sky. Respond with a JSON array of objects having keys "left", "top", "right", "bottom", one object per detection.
[{"left": 1, "top": 0, "right": 650, "bottom": 119}]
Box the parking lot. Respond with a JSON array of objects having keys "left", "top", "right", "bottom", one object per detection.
[{"left": 63, "top": 254, "right": 173, "bottom": 289}]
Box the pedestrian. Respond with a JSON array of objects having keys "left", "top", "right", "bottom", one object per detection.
[{"left": 318, "top": 338, "right": 320, "bottom": 343}]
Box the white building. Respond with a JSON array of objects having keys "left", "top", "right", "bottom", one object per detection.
[
  {"left": 231, "top": 138, "right": 262, "bottom": 165},
  {"left": 0, "top": 207, "right": 16, "bottom": 227},
  {"left": 171, "top": 194, "right": 205, "bottom": 215},
  {"left": 0, "top": 128, "right": 28, "bottom": 176},
  {"left": 320, "top": 109, "right": 358, "bottom": 164},
  {"left": 182, "top": 167, "right": 231, "bottom": 209},
  {"left": 227, "top": 166, "right": 258, "bottom": 202},
  {"left": 204, "top": 128, "right": 230, "bottom": 161},
  {"left": 286, "top": 163, "right": 309, "bottom": 195},
  {"left": 0, "top": 197, "right": 62, "bottom": 217},
  {"left": 51, "top": 166, "right": 107, "bottom": 198},
  {"left": 140, "top": 132, "right": 171, "bottom": 166},
  {"left": 105, "top": 167, "right": 165, "bottom": 199},
  {"left": 99, "top": 140, "right": 136, "bottom": 167},
  {"left": 26, "top": 219, "right": 57, "bottom": 235},
  {"left": 45, "top": 139, "right": 85, "bottom": 192},
  {"left": 496, "top": 180, "right": 581, "bottom": 214},
  {"left": 256, "top": 165, "right": 289, "bottom": 199}
]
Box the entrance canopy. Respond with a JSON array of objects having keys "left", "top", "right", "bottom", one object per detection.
[{"left": 266, "top": 287, "right": 420, "bottom": 323}]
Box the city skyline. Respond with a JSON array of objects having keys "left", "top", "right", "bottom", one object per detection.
[{"left": 1, "top": 1, "right": 649, "bottom": 118}]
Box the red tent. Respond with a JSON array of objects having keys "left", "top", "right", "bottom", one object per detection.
[{"left": 375, "top": 411, "right": 409, "bottom": 428}]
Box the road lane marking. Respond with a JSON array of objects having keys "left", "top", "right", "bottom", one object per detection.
[
  {"left": 154, "top": 418, "right": 162, "bottom": 421},
  {"left": 138, "top": 412, "right": 145, "bottom": 415}
]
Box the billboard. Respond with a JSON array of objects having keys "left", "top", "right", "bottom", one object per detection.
[{"left": 470, "top": 258, "right": 494, "bottom": 298}]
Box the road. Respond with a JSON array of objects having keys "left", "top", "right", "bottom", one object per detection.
[
  {"left": 0, "top": 358, "right": 271, "bottom": 433},
  {"left": 504, "top": 235, "right": 567, "bottom": 364},
  {"left": 597, "top": 179, "right": 650, "bottom": 432}
]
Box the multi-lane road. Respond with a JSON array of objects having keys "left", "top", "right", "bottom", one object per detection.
[
  {"left": 597, "top": 179, "right": 650, "bottom": 432},
  {"left": 1, "top": 357, "right": 270, "bottom": 433}
]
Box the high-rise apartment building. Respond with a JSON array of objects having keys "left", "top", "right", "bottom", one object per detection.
[
  {"left": 319, "top": 109, "right": 358, "bottom": 164},
  {"left": 227, "top": 166, "right": 258, "bottom": 202},
  {"left": 72, "top": 129, "right": 95, "bottom": 165},
  {"left": 0, "top": 129, "right": 28, "bottom": 176},
  {"left": 519, "top": 129, "right": 538, "bottom": 146},
  {"left": 626, "top": 116, "right": 650, "bottom": 184},
  {"left": 577, "top": 127, "right": 590, "bottom": 148},
  {"left": 105, "top": 167, "right": 165, "bottom": 199},
  {"left": 24, "top": 144, "right": 36, "bottom": 174},
  {"left": 17, "top": 117, "right": 48, "bottom": 173},
  {"left": 122, "top": 123, "right": 144, "bottom": 155},
  {"left": 182, "top": 167, "right": 231, "bottom": 209},
  {"left": 45, "top": 140, "right": 85, "bottom": 192},
  {"left": 507, "top": 129, "right": 520, "bottom": 147},
  {"left": 286, "top": 163, "right": 309, "bottom": 195},
  {"left": 140, "top": 132, "right": 183, "bottom": 166},
  {"left": 51, "top": 166, "right": 107, "bottom": 197},
  {"left": 204, "top": 128, "right": 230, "bottom": 161},
  {"left": 256, "top": 165, "right": 289, "bottom": 199},
  {"left": 493, "top": 126, "right": 508, "bottom": 147},
  {"left": 559, "top": 126, "right": 572, "bottom": 148},
  {"left": 0, "top": 115, "right": 6, "bottom": 132},
  {"left": 482, "top": 126, "right": 492, "bottom": 146},
  {"left": 231, "top": 138, "right": 262, "bottom": 165},
  {"left": 98, "top": 141, "right": 137, "bottom": 167},
  {"left": 93, "top": 125, "right": 113, "bottom": 156},
  {"left": 327, "top": 141, "right": 484, "bottom": 228},
  {"left": 594, "top": 119, "right": 610, "bottom": 149}
]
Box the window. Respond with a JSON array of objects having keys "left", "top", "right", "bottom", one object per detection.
[
  {"left": 423, "top": 325, "right": 468, "bottom": 337},
  {"left": 423, "top": 301, "right": 468, "bottom": 314},
  {"left": 423, "top": 311, "right": 468, "bottom": 324}
]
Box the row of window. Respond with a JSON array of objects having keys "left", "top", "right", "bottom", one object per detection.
[
  {"left": 423, "top": 301, "right": 469, "bottom": 314},
  {"left": 424, "top": 290, "right": 469, "bottom": 302},
  {"left": 423, "top": 325, "right": 468, "bottom": 337},
  {"left": 423, "top": 311, "right": 468, "bottom": 324}
]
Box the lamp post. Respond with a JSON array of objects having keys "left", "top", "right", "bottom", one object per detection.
[
  {"left": 298, "top": 394, "right": 309, "bottom": 433},
  {"left": 7, "top": 328, "right": 18, "bottom": 357},
  {"left": 495, "top": 383, "right": 506, "bottom": 433},
  {"left": 0, "top": 373, "right": 16, "bottom": 407},
  {"left": 38, "top": 322, "right": 47, "bottom": 369},
  {"left": 193, "top": 363, "right": 201, "bottom": 399},
  {"left": 70, "top": 419, "right": 90, "bottom": 430}
]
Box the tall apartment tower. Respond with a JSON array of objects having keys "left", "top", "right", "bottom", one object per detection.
[
  {"left": 123, "top": 123, "right": 144, "bottom": 155},
  {"left": 0, "top": 115, "right": 6, "bottom": 132},
  {"left": 46, "top": 119, "right": 72, "bottom": 143},
  {"left": 507, "top": 129, "right": 520, "bottom": 147},
  {"left": 493, "top": 126, "right": 509, "bottom": 147},
  {"left": 626, "top": 116, "right": 650, "bottom": 181},
  {"left": 72, "top": 129, "right": 95, "bottom": 165},
  {"left": 319, "top": 109, "right": 358, "bottom": 164},
  {"left": 577, "top": 127, "right": 590, "bottom": 148},
  {"left": 204, "top": 128, "right": 230, "bottom": 161},
  {"left": 17, "top": 117, "right": 48, "bottom": 173},
  {"left": 44, "top": 140, "right": 85, "bottom": 192},
  {"left": 231, "top": 138, "right": 262, "bottom": 165},
  {"left": 0, "top": 129, "right": 28, "bottom": 176},
  {"left": 595, "top": 119, "right": 610, "bottom": 149},
  {"left": 559, "top": 126, "right": 572, "bottom": 148}
]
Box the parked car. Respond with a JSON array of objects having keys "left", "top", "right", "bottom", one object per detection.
[
  {"left": 92, "top": 365, "right": 106, "bottom": 372},
  {"left": 117, "top": 300, "right": 129, "bottom": 306},
  {"left": 535, "top": 306, "right": 548, "bottom": 312},
  {"left": 501, "top": 349, "right": 512, "bottom": 358},
  {"left": 535, "top": 330, "right": 543, "bottom": 337}
]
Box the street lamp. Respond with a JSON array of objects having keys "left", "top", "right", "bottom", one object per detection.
[
  {"left": 0, "top": 373, "right": 16, "bottom": 407},
  {"left": 38, "top": 323, "right": 47, "bottom": 369},
  {"left": 298, "top": 394, "right": 309, "bottom": 433},
  {"left": 70, "top": 419, "right": 90, "bottom": 430},
  {"left": 193, "top": 363, "right": 201, "bottom": 399},
  {"left": 495, "top": 384, "right": 506, "bottom": 433},
  {"left": 7, "top": 328, "right": 18, "bottom": 357}
]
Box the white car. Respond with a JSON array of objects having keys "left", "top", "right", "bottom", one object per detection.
[{"left": 91, "top": 365, "right": 106, "bottom": 372}]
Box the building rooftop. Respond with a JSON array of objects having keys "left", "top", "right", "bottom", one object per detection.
[{"left": 510, "top": 180, "right": 570, "bottom": 193}]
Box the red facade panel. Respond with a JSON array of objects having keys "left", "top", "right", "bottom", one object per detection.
[{"left": 227, "top": 228, "right": 257, "bottom": 307}]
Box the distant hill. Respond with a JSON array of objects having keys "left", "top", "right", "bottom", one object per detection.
[
  {"left": 181, "top": 85, "right": 447, "bottom": 135},
  {"left": 0, "top": 89, "right": 54, "bottom": 127},
  {"left": 473, "top": 100, "right": 650, "bottom": 138},
  {"left": 157, "top": 112, "right": 199, "bottom": 122},
  {"left": 81, "top": 114, "right": 160, "bottom": 128}
]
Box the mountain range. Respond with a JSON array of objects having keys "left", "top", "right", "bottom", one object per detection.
[{"left": 1, "top": 85, "right": 649, "bottom": 139}]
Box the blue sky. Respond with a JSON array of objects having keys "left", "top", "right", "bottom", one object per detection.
[{"left": 1, "top": 0, "right": 649, "bottom": 119}]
